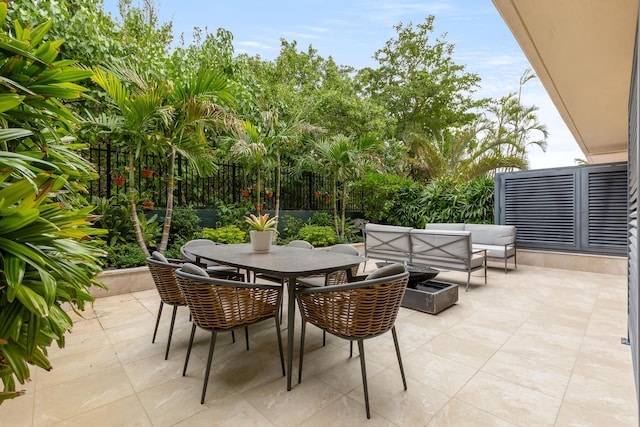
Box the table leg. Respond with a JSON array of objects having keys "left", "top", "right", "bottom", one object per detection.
[{"left": 286, "top": 276, "right": 296, "bottom": 391}]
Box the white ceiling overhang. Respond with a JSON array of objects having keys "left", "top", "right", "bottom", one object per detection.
[{"left": 492, "top": 0, "right": 638, "bottom": 163}]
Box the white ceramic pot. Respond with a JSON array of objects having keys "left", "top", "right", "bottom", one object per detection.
[{"left": 250, "top": 230, "right": 274, "bottom": 252}]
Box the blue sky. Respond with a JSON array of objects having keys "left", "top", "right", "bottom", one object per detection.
[{"left": 102, "top": 0, "right": 582, "bottom": 169}]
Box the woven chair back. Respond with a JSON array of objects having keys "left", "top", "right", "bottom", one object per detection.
[
  {"left": 297, "top": 273, "right": 409, "bottom": 340},
  {"left": 146, "top": 258, "right": 185, "bottom": 305},
  {"left": 325, "top": 269, "right": 348, "bottom": 286},
  {"left": 175, "top": 273, "right": 281, "bottom": 331}
]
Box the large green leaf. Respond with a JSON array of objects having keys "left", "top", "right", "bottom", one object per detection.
[
  {"left": 0, "top": 128, "right": 32, "bottom": 142},
  {"left": 0, "top": 207, "right": 39, "bottom": 234},
  {"left": 16, "top": 285, "right": 49, "bottom": 317},
  {"left": 28, "top": 83, "right": 88, "bottom": 99},
  {"left": 32, "top": 68, "right": 93, "bottom": 86},
  {"left": 0, "top": 93, "right": 23, "bottom": 112},
  {"left": 0, "top": 342, "right": 29, "bottom": 383},
  {"left": 27, "top": 18, "right": 52, "bottom": 47},
  {"left": 3, "top": 255, "right": 25, "bottom": 302}
]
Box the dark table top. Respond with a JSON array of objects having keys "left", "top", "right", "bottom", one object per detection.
[{"left": 186, "top": 243, "right": 367, "bottom": 278}]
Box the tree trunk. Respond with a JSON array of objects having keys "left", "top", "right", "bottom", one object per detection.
[
  {"left": 129, "top": 153, "right": 149, "bottom": 256},
  {"left": 340, "top": 187, "right": 347, "bottom": 238},
  {"left": 332, "top": 178, "right": 339, "bottom": 235},
  {"left": 256, "top": 169, "right": 262, "bottom": 214},
  {"left": 275, "top": 154, "right": 281, "bottom": 221},
  {"left": 158, "top": 148, "right": 176, "bottom": 253},
  {"left": 274, "top": 154, "right": 281, "bottom": 242}
]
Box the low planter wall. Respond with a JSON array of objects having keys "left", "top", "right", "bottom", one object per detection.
[{"left": 93, "top": 266, "right": 154, "bottom": 298}]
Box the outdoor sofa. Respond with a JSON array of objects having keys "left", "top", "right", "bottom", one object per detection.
[
  {"left": 423, "top": 223, "right": 517, "bottom": 272},
  {"left": 364, "top": 223, "right": 486, "bottom": 291}
]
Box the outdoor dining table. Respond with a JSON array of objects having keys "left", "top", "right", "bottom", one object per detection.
[{"left": 184, "top": 242, "right": 367, "bottom": 390}]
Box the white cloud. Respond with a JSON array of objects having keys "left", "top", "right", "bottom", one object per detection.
[
  {"left": 234, "top": 40, "right": 278, "bottom": 55},
  {"left": 282, "top": 31, "right": 322, "bottom": 40},
  {"left": 302, "top": 26, "right": 330, "bottom": 33},
  {"left": 355, "top": 0, "right": 454, "bottom": 26}
]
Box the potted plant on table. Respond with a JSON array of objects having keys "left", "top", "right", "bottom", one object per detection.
[{"left": 246, "top": 213, "right": 278, "bottom": 252}]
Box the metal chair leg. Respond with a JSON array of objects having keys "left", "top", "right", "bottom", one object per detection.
[
  {"left": 357, "top": 339, "right": 371, "bottom": 419},
  {"left": 183, "top": 323, "right": 197, "bottom": 376},
  {"left": 201, "top": 331, "right": 217, "bottom": 404},
  {"left": 484, "top": 256, "right": 487, "bottom": 284},
  {"left": 392, "top": 327, "right": 407, "bottom": 390},
  {"left": 232, "top": 330, "right": 236, "bottom": 343},
  {"left": 274, "top": 316, "right": 285, "bottom": 377},
  {"left": 298, "top": 320, "right": 307, "bottom": 384},
  {"left": 350, "top": 340, "right": 354, "bottom": 358},
  {"left": 152, "top": 301, "right": 164, "bottom": 343},
  {"left": 164, "top": 305, "right": 178, "bottom": 360},
  {"left": 245, "top": 326, "right": 249, "bottom": 350}
]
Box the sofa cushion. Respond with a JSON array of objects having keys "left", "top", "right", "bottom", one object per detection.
[
  {"left": 423, "top": 223, "right": 465, "bottom": 231},
  {"left": 464, "top": 224, "right": 516, "bottom": 246}
]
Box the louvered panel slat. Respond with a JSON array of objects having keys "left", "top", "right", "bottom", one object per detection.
[
  {"left": 502, "top": 174, "right": 575, "bottom": 245},
  {"left": 587, "top": 159, "right": 628, "bottom": 251}
]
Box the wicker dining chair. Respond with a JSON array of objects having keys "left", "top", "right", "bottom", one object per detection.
[
  {"left": 180, "top": 239, "right": 244, "bottom": 280},
  {"left": 297, "top": 244, "right": 362, "bottom": 345},
  {"left": 175, "top": 263, "right": 285, "bottom": 404},
  {"left": 145, "top": 252, "right": 188, "bottom": 360},
  {"left": 296, "top": 263, "right": 409, "bottom": 419},
  {"left": 297, "top": 244, "right": 362, "bottom": 288}
]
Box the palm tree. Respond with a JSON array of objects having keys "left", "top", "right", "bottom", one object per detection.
[
  {"left": 258, "top": 107, "right": 323, "bottom": 221},
  {"left": 92, "top": 64, "right": 236, "bottom": 254},
  {"left": 155, "top": 67, "right": 236, "bottom": 252},
  {"left": 404, "top": 123, "right": 527, "bottom": 183},
  {"left": 227, "top": 120, "right": 271, "bottom": 214},
  {"left": 304, "top": 134, "right": 382, "bottom": 237},
  {"left": 486, "top": 68, "right": 548, "bottom": 168},
  {"left": 90, "top": 65, "right": 169, "bottom": 255}
]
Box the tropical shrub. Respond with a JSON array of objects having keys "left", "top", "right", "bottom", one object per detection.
[
  {"left": 281, "top": 214, "right": 305, "bottom": 241},
  {"left": 296, "top": 225, "right": 338, "bottom": 247},
  {"left": 199, "top": 225, "right": 247, "bottom": 244},
  {"left": 357, "top": 174, "right": 494, "bottom": 227},
  {"left": 105, "top": 243, "right": 147, "bottom": 269},
  {"left": 417, "top": 176, "right": 494, "bottom": 225},
  {"left": 0, "top": 8, "right": 105, "bottom": 404},
  {"left": 168, "top": 206, "right": 203, "bottom": 244},
  {"left": 355, "top": 173, "right": 422, "bottom": 224},
  {"left": 92, "top": 194, "right": 162, "bottom": 259},
  {"left": 215, "top": 201, "right": 254, "bottom": 228},
  {"left": 91, "top": 194, "right": 135, "bottom": 246}
]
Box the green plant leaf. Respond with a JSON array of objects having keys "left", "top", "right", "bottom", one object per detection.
[
  {"left": 0, "top": 93, "right": 24, "bottom": 112},
  {"left": 4, "top": 255, "right": 25, "bottom": 302},
  {"left": 0, "top": 128, "right": 32, "bottom": 142},
  {"left": 16, "top": 285, "right": 49, "bottom": 317}
]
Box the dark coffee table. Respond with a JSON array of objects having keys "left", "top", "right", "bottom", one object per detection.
[{"left": 375, "top": 262, "right": 439, "bottom": 287}]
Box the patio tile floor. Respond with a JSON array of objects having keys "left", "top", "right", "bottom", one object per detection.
[{"left": 2, "top": 263, "right": 637, "bottom": 426}]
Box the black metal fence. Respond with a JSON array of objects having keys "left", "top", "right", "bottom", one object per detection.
[{"left": 87, "top": 145, "right": 364, "bottom": 211}]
